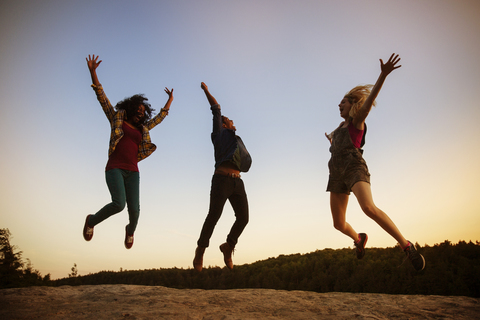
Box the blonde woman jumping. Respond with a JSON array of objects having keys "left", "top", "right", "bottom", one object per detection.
[{"left": 325, "top": 54, "right": 425, "bottom": 271}]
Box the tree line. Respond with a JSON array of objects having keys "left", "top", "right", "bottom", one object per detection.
[{"left": 2, "top": 228, "right": 479, "bottom": 297}]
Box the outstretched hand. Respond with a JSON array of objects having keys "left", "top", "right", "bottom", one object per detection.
[
  {"left": 162, "top": 87, "right": 174, "bottom": 111},
  {"left": 164, "top": 87, "right": 174, "bottom": 99},
  {"left": 380, "top": 53, "right": 401, "bottom": 76},
  {"left": 86, "top": 54, "right": 102, "bottom": 72},
  {"left": 201, "top": 82, "right": 208, "bottom": 91}
]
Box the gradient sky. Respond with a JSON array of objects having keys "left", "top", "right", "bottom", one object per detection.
[{"left": 1, "top": 0, "right": 479, "bottom": 280}]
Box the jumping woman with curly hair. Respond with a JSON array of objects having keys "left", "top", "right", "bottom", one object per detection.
[
  {"left": 83, "top": 54, "right": 174, "bottom": 249},
  {"left": 325, "top": 54, "right": 425, "bottom": 271}
]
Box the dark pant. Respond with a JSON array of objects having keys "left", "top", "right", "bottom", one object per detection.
[
  {"left": 88, "top": 168, "right": 140, "bottom": 235},
  {"left": 197, "top": 174, "right": 249, "bottom": 248}
]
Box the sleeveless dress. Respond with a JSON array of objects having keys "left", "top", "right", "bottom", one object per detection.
[{"left": 326, "top": 124, "right": 370, "bottom": 195}]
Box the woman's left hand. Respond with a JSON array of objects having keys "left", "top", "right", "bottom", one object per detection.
[
  {"left": 325, "top": 132, "right": 333, "bottom": 144},
  {"left": 164, "top": 87, "right": 174, "bottom": 99}
]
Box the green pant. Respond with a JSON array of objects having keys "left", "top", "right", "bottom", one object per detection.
[{"left": 89, "top": 168, "right": 140, "bottom": 234}]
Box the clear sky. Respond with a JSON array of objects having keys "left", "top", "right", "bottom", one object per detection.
[{"left": 1, "top": 0, "right": 479, "bottom": 280}]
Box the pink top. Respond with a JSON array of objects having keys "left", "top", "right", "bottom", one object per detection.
[
  {"left": 348, "top": 122, "right": 364, "bottom": 149},
  {"left": 106, "top": 122, "right": 142, "bottom": 172}
]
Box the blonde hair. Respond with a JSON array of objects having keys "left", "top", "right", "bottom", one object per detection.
[{"left": 344, "top": 85, "right": 375, "bottom": 118}]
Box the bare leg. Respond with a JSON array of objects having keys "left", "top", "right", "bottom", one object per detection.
[
  {"left": 330, "top": 192, "right": 358, "bottom": 241},
  {"left": 351, "top": 181, "right": 408, "bottom": 248}
]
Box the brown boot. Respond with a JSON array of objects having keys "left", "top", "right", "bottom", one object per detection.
[
  {"left": 219, "top": 242, "right": 235, "bottom": 270},
  {"left": 193, "top": 246, "right": 205, "bottom": 272}
]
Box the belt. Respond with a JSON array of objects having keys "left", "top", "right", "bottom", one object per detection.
[{"left": 215, "top": 172, "right": 241, "bottom": 179}]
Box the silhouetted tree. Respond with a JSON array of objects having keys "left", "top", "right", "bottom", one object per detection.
[
  {"left": 69, "top": 263, "right": 78, "bottom": 278},
  {"left": 0, "top": 228, "right": 24, "bottom": 287},
  {"left": 0, "top": 228, "right": 47, "bottom": 288}
]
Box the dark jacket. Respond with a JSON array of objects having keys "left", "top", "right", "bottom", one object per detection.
[{"left": 211, "top": 104, "right": 252, "bottom": 172}]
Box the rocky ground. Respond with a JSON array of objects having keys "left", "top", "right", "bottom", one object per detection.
[{"left": 1, "top": 285, "right": 479, "bottom": 319}]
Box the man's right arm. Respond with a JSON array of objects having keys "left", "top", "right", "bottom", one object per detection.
[
  {"left": 201, "top": 82, "right": 223, "bottom": 134},
  {"left": 201, "top": 82, "right": 219, "bottom": 106}
]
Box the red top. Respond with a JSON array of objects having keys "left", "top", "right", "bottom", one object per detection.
[
  {"left": 106, "top": 122, "right": 142, "bottom": 172},
  {"left": 348, "top": 122, "right": 364, "bottom": 149}
]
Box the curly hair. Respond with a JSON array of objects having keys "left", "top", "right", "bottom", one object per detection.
[
  {"left": 344, "top": 85, "right": 375, "bottom": 118},
  {"left": 115, "top": 94, "right": 155, "bottom": 125}
]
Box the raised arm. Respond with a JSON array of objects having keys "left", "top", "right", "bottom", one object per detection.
[
  {"left": 201, "top": 82, "right": 223, "bottom": 135},
  {"left": 353, "top": 53, "right": 401, "bottom": 127},
  {"left": 86, "top": 54, "right": 117, "bottom": 121},
  {"left": 201, "top": 82, "right": 219, "bottom": 106},
  {"left": 86, "top": 54, "right": 102, "bottom": 86},
  {"left": 144, "top": 87, "right": 174, "bottom": 130},
  {"left": 163, "top": 87, "right": 174, "bottom": 111}
]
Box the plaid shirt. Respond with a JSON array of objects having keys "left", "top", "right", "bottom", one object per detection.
[{"left": 92, "top": 84, "right": 169, "bottom": 162}]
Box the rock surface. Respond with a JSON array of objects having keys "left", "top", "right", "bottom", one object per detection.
[{"left": 1, "top": 285, "right": 479, "bottom": 319}]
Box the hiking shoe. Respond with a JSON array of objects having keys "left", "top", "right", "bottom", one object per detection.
[
  {"left": 124, "top": 225, "right": 134, "bottom": 249},
  {"left": 219, "top": 242, "right": 235, "bottom": 270},
  {"left": 404, "top": 241, "right": 425, "bottom": 271},
  {"left": 193, "top": 246, "right": 206, "bottom": 272},
  {"left": 83, "top": 215, "right": 94, "bottom": 241},
  {"left": 354, "top": 233, "right": 368, "bottom": 259}
]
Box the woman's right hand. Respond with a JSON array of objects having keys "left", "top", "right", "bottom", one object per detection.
[
  {"left": 86, "top": 55, "right": 102, "bottom": 86},
  {"left": 86, "top": 54, "right": 102, "bottom": 72}
]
